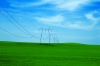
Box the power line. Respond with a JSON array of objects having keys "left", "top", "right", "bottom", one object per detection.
[
  {"left": 0, "top": 4, "right": 40, "bottom": 39},
  {"left": 0, "top": 5, "right": 31, "bottom": 36},
  {"left": 14, "top": 4, "right": 39, "bottom": 36},
  {"left": 0, "top": 26, "right": 32, "bottom": 38},
  {"left": 0, "top": 11, "right": 32, "bottom": 37},
  {"left": 0, "top": 4, "right": 60, "bottom": 42},
  {"left": 15, "top": 4, "right": 35, "bottom": 26}
]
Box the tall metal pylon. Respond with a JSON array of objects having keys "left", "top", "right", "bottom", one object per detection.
[
  {"left": 38, "top": 27, "right": 59, "bottom": 43},
  {"left": 38, "top": 27, "right": 44, "bottom": 43},
  {"left": 46, "top": 28, "right": 52, "bottom": 43},
  {"left": 52, "top": 34, "right": 57, "bottom": 43}
]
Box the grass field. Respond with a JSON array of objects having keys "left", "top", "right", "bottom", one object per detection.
[{"left": 0, "top": 41, "right": 100, "bottom": 66}]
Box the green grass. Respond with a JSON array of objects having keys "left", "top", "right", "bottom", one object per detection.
[{"left": 0, "top": 41, "right": 100, "bottom": 66}]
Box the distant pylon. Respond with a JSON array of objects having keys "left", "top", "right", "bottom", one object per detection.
[
  {"left": 46, "top": 28, "right": 52, "bottom": 43},
  {"left": 38, "top": 27, "right": 44, "bottom": 43},
  {"left": 53, "top": 34, "right": 57, "bottom": 43}
]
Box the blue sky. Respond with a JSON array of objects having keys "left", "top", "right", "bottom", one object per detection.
[{"left": 0, "top": 0, "right": 100, "bottom": 44}]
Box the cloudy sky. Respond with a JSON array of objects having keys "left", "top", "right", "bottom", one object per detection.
[{"left": 0, "top": 0, "right": 100, "bottom": 44}]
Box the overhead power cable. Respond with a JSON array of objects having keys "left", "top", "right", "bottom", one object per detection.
[
  {"left": 0, "top": 4, "right": 40, "bottom": 39},
  {"left": 15, "top": 4, "right": 35, "bottom": 25},
  {"left": 15, "top": 4, "right": 39, "bottom": 36},
  {"left": 0, "top": 5, "right": 31, "bottom": 36},
  {"left": 0, "top": 27, "right": 33, "bottom": 38},
  {"left": 0, "top": 11, "right": 32, "bottom": 37}
]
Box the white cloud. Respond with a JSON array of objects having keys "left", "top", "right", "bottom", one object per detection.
[
  {"left": 35, "top": 0, "right": 90, "bottom": 11},
  {"left": 66, "top": 22, "right": 86, "bottom": 29},
  {"left": 34, "top": 14, "right": 96, "bottom": 30},
  {"left": 62, "top": 21, "right": 95, "bottom": 30},
  {"left": 52, "top": 0, "right": 90, "bottom": 11},
  {"left": 85, "top": 11, "right": 100, "bottom": 26},
  {"left": 35, "top": 14, "right": 64, "bottom": 24},
  {"left": 10, "top": 0, "right": 90, "bottom": 11},
  {"left": 85, "top": 12, "right": 97, "bottom": 22},
  {"left": 8, "top": 0, "right": 100, "bottom": 30}
]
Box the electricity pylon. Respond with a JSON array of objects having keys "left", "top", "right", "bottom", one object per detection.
[
  {"left": 38, "top": 27, "right": 44, "bottom": 43},
  {"left": 46, "top": 28, "right": 52, "bottom": 43},
  {"left": 38, "top": 27, "right": 59, "bottom": 43},
  {"left": 52, "top": 34, "right": 57, "bottom": 43}
]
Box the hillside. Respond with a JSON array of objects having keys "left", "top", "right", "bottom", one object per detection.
[{"left": 0, "top": 41, "right": 100, "bottom": 66}]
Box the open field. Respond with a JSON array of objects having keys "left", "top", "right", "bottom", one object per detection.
[{"left": 0, "top": 41, "right": 100, "bottom": 66}]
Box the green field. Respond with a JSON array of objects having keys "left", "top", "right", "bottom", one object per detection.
[{"left": 0, "top": 41, "right": 100, "bottom": 66}]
